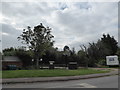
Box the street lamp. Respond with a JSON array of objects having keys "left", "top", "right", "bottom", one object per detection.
[
  {"left": 40, "top": 58, "right": 42, "bottom": 62},
  {"left": 32, "top": 59, "right": 34, "bottom": 63},
  {"left": 32, "top": 59, "right": 34, "bottom": 62},
  {"left": 32, "top": 59, "right": 34, "bottom": 68},
  {"left": 40, "top": 58, "right": 43, "bottom": 69}
]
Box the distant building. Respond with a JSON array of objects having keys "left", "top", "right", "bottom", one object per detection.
[{"left": 2, "top": 56, "right": 23, "bottom": 70}]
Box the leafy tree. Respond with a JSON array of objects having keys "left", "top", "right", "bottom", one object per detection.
[
  {"left": 18, "top": 23, "right": 54, "bottom": 69},
  {"left": 101, "top": 34, "right": 118, "bottom": 55},
  {"left": 63, "top": 46, "right": 70, "bottom": 51},
  {"left": 69, "top": 47, "right": 78, "bottom": 62},
  {"left": 55, "top": 51, "right": 64, "bottom": 65},
  {"left": 77, "top": 50, "right": 87, "bottom": 67},
  {"left": 15, "top": 48, "right": 32, "bottom": 69},
  {"left": 70, "top": 47, "right": 75, "bottom": 55},
  {"left": 78, "top": 45, "right": 89, "bottom": 68},
  {"left": 116, "top": 47, "right": 120, "bottom": 62},
  {"left": 3, "top": 47, "right": 16, "bottom": 56},
  {"left": 63, "top": 46, "right": 71, "bottom": 67},
  {"left": 42, "top": 47, "right": 57, "bottom": 64},
  {"left": 87, "top": 43, "right": 102, "bottom": 67},
  {"left": 86, "top": 34, "right": 118, "bottom": 67},
  {"left": 79, "top": 43, "right": 103, "bottom": 67}
]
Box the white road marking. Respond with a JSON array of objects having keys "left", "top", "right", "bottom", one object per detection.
[{"left": 78, "top": 83, "right": 97, "bottom": 88}]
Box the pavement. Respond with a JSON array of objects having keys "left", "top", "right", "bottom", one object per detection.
[{"left": 1, "top": 68, "right": 119, "bottom": 84}]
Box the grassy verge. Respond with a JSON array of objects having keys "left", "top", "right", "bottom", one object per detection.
[
  {"left": 0, "top": 71, "right": 2, "bottom": 78},
  {"left": 2, "top": 68, "right": 110, "bottom": 79},
  {"left": 98, "top": 66, "right": 120, "bottom": 69}
]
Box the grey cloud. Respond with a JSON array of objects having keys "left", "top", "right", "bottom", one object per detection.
[
  {"left": 1, "top": 2, "right": 118, "bottom": 51},
  {"left": 49, "top": 3, "right": 118, "bottom": 50},
  {"left": 2, "top": 23, "right": 22, "bottom": 35},
  {"left": 2, "top": 33, "right": 23, "bottom": 49},
  {"left": 2, "top": 23, "right": 23, "bottom": 49},
  {"left": 2, "top": 2, "right": 42, "bottom": 17},
  {"left": 2, "top": 2, "right": 55, "bottom": 18}
]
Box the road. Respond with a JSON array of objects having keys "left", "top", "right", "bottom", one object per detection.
[{"left": 2, "top": 75, "right": 119, "bottom": 88}]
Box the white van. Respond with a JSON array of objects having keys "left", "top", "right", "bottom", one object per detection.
[{"left": 106, "top": 55, "right": 119, "bottom": 66}]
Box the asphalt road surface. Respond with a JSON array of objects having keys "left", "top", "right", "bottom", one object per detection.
[{"left": 2, "top": 75, "right": 119, "bottom": 88}]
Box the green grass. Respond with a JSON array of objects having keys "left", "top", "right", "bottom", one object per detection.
[
  {"left": 0, "top": 71, "right": 2, "bottom": 78},
  {"left": 98, "top": 66, "right": 120, "bottom": 69},
  {"left": 2, "top": 68, "right": 110, "bottom": 78}
]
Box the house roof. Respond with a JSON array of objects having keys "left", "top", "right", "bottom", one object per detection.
[{"left": 2, "top": 56, "right": 21, "bottom": 62}]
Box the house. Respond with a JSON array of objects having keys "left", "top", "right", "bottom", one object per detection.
[{"left": 2, "top": 56, "right": 23, "bottom": 70}]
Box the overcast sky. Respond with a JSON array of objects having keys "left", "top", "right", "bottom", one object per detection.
[{"left": 0, "top": 2, "right": 118, "bottom": 51}]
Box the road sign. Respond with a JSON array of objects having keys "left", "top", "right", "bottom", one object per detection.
[{"left": 106, "top": 55, "right": 119, "bottom": 65}]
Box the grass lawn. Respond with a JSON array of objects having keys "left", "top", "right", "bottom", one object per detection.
[
  {"left": 0, "top": 71, "right": 2, "bottom": 78},
  {"left": 98, "top": 66, "right": 120, "bottom": 69},
  {"left": 2, "top": 68, "right": 110, "bottom": 78}
]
